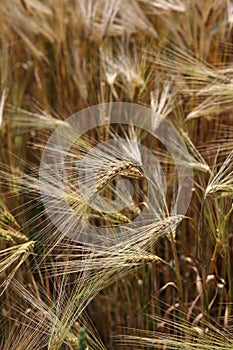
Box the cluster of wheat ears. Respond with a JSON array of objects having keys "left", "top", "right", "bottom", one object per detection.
[{"left": 0, "top": 0, "right": 233, "bottom": 349}]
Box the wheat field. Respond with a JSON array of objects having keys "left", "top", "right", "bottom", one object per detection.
[{"left": 0, "top": 1, "right": 233, "bottom": 349}]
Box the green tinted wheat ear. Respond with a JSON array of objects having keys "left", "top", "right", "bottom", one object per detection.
[
  {"left": 0, "top": 200, "right": 20, "bottom": 228},
  {"left": 0, "top": 201, "right": 28, "bottom": 242},
  {"left": 0, "top": 209, "right": 20, "bottom": 227},
  {"left": 0, "top": 229, "right": 15, "bottom": 243},
  {"left": 64, "top": 190, "right": 131, "bottom": 225},
  {"left": 0, "top": 228, "right": 28, "bottom": 243}
]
